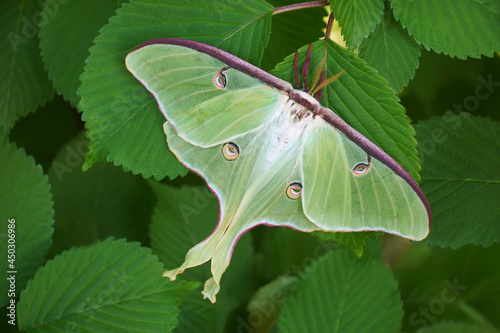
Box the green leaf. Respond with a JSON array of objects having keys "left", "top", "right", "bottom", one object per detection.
[
  {"left": 391, "top": 0, "right": 500, "bottom": 59},
  {"left": 272, "top": 40, "right": 421, "bottom": 180},
  {"left": 395, "top": 243, "right": 500, "bottom": 332},
  {"left": 78, "top": 0, "right": 273, "bottom": 179},
  {"left": 261, "top": 0, "right": 327, "bottom": 72},
  {"left": 312, "top": 230, "right": 382, "bottom": 257},
  {"left": 330, "top": 0, "right": 385, "bottom": 50},
  {"left": 422, "top": 322, "right": 497, "bottom": 333},
  {"left": 47, "top": 133, "right": 155, "bottom": 257},
  {"left": 277, "top": 248, "right": 403, "bottom": 332},
  {"left": 0, "top": 0, "right": 54, "bottom": 133},
  {"left": 39, "top": 0, "right": 126, "bottom": 107},
  {"left": 358, "top": 8, "right": 421, "bottom": 93},
  {"left": 415, "top": 113, "right": 500, "bottom": 248},
  {"left": 0, "top": 137, "right": 54, "bottom": 307},
  {"left": 18, "top": 238, "right": 197, "bottom": 332},
  {"left": 149, "top": 182, "right": 253, "bottom": 332}
]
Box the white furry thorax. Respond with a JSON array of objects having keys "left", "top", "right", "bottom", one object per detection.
[{"left": 263, "top": 95, "right": 318, "bottom": 167}]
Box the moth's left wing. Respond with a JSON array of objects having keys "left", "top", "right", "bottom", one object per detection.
[{"left": 125, "top": 39, "right": 292, "bottom": 147}]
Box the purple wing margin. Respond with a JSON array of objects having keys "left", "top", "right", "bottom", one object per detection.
[{"left": 130, "top": 38, "right": 293, "bottom": 92}]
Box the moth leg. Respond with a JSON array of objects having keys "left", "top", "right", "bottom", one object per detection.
[
  {"left": 315, "top": 71, "right": 325, "bottom": 102},
  {"left": 302, "top": 44, "right": 313, "bottom": 91}
]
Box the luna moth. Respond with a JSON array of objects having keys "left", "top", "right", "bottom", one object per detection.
[{"left": 125, "top": 38, "right": 431, "bottom": 303}]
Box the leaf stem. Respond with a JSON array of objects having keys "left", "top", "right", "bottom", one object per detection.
[{"left": 273, "top": 1, "right": 329, "bottom": 15}]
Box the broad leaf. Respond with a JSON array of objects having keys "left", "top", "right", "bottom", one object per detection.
[
  {"left": 272, "top": 40, "right": 421, "bottom": 180},
  {"left": 78, "top": 0, "right": 273, "bottom": 179},
  {"left": 415, "top": 113, "right": 500, "bottom": 248},
  {"left": 47, "top": 133, "right": 154, "bottom": 257},
  {"left": 261, "top": 0, "right": 327, "bottom": 72},
  {"left": 0, "top": 0, "right": 54, "bottom": 133},
  {"left": 0, "top": 138, "right": 54, "bottom": 307},
  {"left": 312, "top": 230, "right": 382, "bottom": 257},
  {"left": 18, "top": 238, "right": 197, "bottom": 332},
  {"left": 359, "top": 8, "right": 421, "bottom": 93},
  {"left": 149, "top": 182, "right": 253, "bottom": 332},
  {"left": 330, "top": 0, "right": 385, "bottom": 50},
  {"left": 277, "top": 248, "right": 403, "bottom": 332},
  {"left": 39, "top": 0, "right": 126, "bottom": 107},
  {"left": 391, "top": 0, "right": 500, "bottom": 59}
]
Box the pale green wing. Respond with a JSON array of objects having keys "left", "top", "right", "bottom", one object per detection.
[
  {"left": 125, "top": 39, "right": 430, "bottom": 304},
  {"left": 302, "top": 119, "right": 429, "bottom": 241},
  {"left": 125, "top": 44, "right": 286, "bottom": 147},
  {"left": 163, "top": 120, "right": 319, "bottom": 302}
]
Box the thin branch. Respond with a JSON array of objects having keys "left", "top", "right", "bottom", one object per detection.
[
  {"left": 325, "top": 12, "right": 335, "bottom": 40},
  {"left": 273, "top": 1, "right": 329, "bottom": 15}
]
